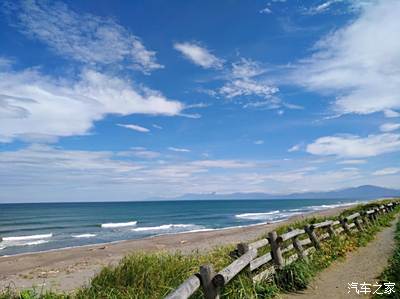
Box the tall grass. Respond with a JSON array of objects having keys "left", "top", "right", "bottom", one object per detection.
[{"left": 1, "top": 200, "right": 398, "bottom": 299}]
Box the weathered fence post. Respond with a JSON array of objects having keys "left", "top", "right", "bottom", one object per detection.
[
  {"left": 237, "top": 243, "right": 249, "bottom": 256},
  {"left": 304, "top": 225, "right": 320, "bottom": 250},
  {"left": 289, "top": 227, "right": 305, "bottom": 259},
  {"left": 354, "top": 218, "right": 363, "bottom": 232},
  {"left": 375, "top": 208, "right": 381, "bottom": 219},
  {"left": 372, "top": 210, "right": 378, "bottom": 222},
  {"left": 368, "top": 212, "right": 375, "bottom": 224},
  {"left": 269, "top": 231, "right": 284, "bottom": 269},
  {"left": 340, "top": 218, "right": 351, "bottom": 235},
  {"left": 326, "top": 223, "right": 336, "bottom": 238},
  {"left": 199, "top": 265, "right": 219, "bottom": 299},
  {"left": 360, "top": 211, "right": 369, "bottom": 227}
]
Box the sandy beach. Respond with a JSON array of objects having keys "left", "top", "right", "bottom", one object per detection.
[{"left": 0, "top": 205, "right": 353, "bottom": 293}]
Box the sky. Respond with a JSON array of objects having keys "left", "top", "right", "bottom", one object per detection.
[{"left": 0, "top": 0, "right": 399, "bottom": 202}]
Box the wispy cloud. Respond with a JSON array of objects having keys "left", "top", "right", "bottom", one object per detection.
[
  {"left": 174, "top": 42, "right": 224, "bottom": 69},
  {"left": 0, "top": 67, "right": 182, "bottom": 142},
  {"left": 0, "top": 57, "right": 13, "bottom": 70},
  {"left": 384, "top": 110, "right": 400, "bottom": 118},
  {"left": 260, "top": 7, "right": 272, "bottom": 14},
  {"left": 117, "top": 147, "right": 160, "bottom": 159},
  {"left": 0, "top": 144, "right": 397, "bottom": 201},
  {"left": 217, "top": 58, "right": 282, "bottom": 109},
  {"left": 306, "top": 0, "right": 340, "bottom": 15},
  {"left": 292, "top": 0, "right": 400, "bottom": 116},
  {"left": 5, "top": 0, "right": 163, "bottom": 74},
  {"left": 337, "top": 159, "right": 367, "bottom": 165},
  {"left": 380, "top": 123, "right": 400, "bottom": 132},
  {"left": 191, "top": 160, "right": 254, "bottom": 169},
  {"left": 307, "top": 133, "right": 400, "bottom": 158},
  {"left": 117, "top": 124, "right": 150, "bottom": 133},
  {"left": 373, "top": 167, "right": 400, "bottom": 176},
  {"left": 254, "top": 140, "right": 264, "bottom": 145},
  {"left": 288, "top": 144, "right": 301, "bottom": 152},
  {"left": 168, "top": 147, "right": 191, "bottom": 153}
]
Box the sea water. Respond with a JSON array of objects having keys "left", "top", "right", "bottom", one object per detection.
[{"left": 0, "top": 199, "right": 364, "bottom": 256}]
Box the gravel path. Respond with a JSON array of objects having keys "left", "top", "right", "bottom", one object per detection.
[{"left": 282, "top": 218, "right": 398, "bottom": 299}]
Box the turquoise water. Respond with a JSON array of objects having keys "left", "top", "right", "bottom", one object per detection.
[{"left": 0, "top": 199, "right": 364, "bottom": 256}]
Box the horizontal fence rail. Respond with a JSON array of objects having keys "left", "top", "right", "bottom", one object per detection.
[{"left": 165, "top": 201, "right": 399, "bottom": 299}]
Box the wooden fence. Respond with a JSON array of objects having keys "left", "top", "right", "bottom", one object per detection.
[{"left": 165, "top": 201, "right": 399, "bottom": 299}]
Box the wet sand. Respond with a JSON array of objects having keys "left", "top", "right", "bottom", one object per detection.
[{"left": 0, "top": 206, "right": 353, "bottom": 293}]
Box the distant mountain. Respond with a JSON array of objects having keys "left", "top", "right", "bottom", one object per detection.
[{"left": 165, "top": 185, "right": 400, "bottom": 201}]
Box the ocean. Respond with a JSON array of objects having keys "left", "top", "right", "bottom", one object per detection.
[{"left": 0, "top": 199, "right": 365, "bottom": 256}]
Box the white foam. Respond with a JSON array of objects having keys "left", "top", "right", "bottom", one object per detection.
[
  {"left": 2, "top": 233, "right": 53, "bottom": 242},
  {"left": 101, "top": 221, "right": 137, "bottom": 228},
  {"left": 132, "top": 224, "right": 202, "bottom": 233},
  {"left": 0, "top": 237, "right": 50, "bottom": 250},
  {"left": 72, "top": 233, "right": 97, "bottom": 238},
  {"left": 235, "top": 201, "right": 364, "bottom": 222},
  {"left": 307, "top": 201, "right": 363, "bottom": 211},
  {"left": 24, "top": 240, "right": 49, "bottom": 246},
  {"left": 235, "top": 210, "right": 280, "bottom": 220}
]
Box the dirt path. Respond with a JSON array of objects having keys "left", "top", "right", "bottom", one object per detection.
[{"left": 282, "top": 218, "right": 398, "bottom": 299}]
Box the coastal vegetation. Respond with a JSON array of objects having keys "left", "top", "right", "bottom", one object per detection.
[{"left": 1, "top": 199, "right": 399, "bottom": 299}]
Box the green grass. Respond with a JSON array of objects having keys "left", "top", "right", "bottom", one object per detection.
[
  {"left": 1, "top": 200, "right": 399, "bottom": 299},
  {"left": 374, "top": 217, "right": 400, "bottom": 299}
]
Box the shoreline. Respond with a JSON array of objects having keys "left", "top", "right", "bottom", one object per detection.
[
  {"left": 1, "top": 200, "right": 366, "bottom": 259},
  {"left": 0, "top": 204, "right": 358, "bottom": 293},
  {"left": 0, "top": 220, "right": 284, "bottom": 259}
]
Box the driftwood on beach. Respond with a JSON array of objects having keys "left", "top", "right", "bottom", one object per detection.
[{"left": 165, "top": 201, "right": 399, "bottom": 299}]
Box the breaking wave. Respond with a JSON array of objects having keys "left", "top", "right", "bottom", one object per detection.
[
  {"left": 132, "top": 224, "right": 204, "bottom": 234},
  {"left": 235, "top": 210, "right": 280, "bottom": 220},
  {"left": 2, "top": 233, "right": 53, "bottom": 242},
  {"left": 72, "top": 233, "right": 97, "bottom": 238},
  {"left": 101, "top": 221, "right": 137, "bottom": 228}
]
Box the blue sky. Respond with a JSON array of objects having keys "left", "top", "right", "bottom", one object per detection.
[{"left": 0, "top": 0, "right": 399, "bottom": 202}]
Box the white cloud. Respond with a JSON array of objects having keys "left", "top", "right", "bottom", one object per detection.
[
  {"left": 0, "top": 67, "right": 183, "bottom": 142},
  {"left": 306, "top": 0, "right": 339, "bottom": 15},
  {"left": 190, "top": 160, "right": 254, "bottom": 169},
  {"left": 384, "top": 109, "right": 400, "bottom": 118},
  {"left": 373, "top": 167, "right": 400, "bottom": 176},
  {"left": 178, "top": 112, "right": 202, "bottom": 119},
  {"left": 117, "top": 124, "right": 150, "bottom": 133},
  {"left": 380, "top": 123, "right": 400, "bottom": 132},
  {"left": 168, "top": 147, "right": 191, "bottom": 153},
  {"left": 0, "top": 144, "right": 398, "bottom": 202},
  {"left": 173, "top": 42, "right": 223, "bottom": 69},
  {"left": 337, "top": 159, "right": 367, "bottom": 165},
  {"left": 288, "top": 144, "right": 301, "bottom": 152},
  {"left": 219, "top": 78, "right": 279, "bottom": 99},
  {"left": 293, "top": 0, "right": 400, "bottom": 115},
  {"left": 260, "top": 7, "right": 272, "bottom": 14},
  {"left": 6, "top": 0, "right": 163, "bottom": 74},
  {"left": 217, "top": 58, "right": 281, "bottom": 109},
  {"left": 0, "top": 57, "right": 13, "bottom": 70},
  {"left": 117, "top": 147, "right": 160, "bottom": 159},
  {"left": 231, "top": 58, "right": 265, "bottom": 79},
  {"left": 152, "top": 124, "right": 163, "bottom": 129},
  {"left": 307, "top": 133, "right": 400, "bottom": 158},
  {"left": 254, "top": 140, "right": 264, "bottom": 145}
]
